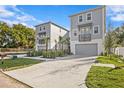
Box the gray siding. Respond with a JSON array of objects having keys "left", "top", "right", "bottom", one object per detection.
[
  {"left": 75, "top": 44, "right": 98, "bottom": 56},
  {"left": 70, "top": 7, "right": 105, "bottom": 41}
]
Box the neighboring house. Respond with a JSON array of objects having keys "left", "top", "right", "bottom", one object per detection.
[
  {"left": 35, "top": 21, "right": 69, "bottom": 51},
  {"left": 69, "top": 6, "right": 106, "bottom": 57}
]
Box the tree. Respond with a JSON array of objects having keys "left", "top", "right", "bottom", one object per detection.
[
  {"left": 54, "top": 39, "right": 57, "bottom": 51},
  {"left": 0, "top": 53, "right": 7, "bottom": 64},
  {"left": 58, "top": 36, "right": 70, "bottom": 54},
  {"left": 43, "top": 36, "right": 50, "bottom": 51},
  {"left": 11, "top": 24, "right": 35, "bottom": 48},
  {"left": 104, "top": 22, "right": 124, "bottom": 56},
  {"left": 64, "top": 37, "right": 70, "bottom": 54},
  {"left": 0, "top": 22, "right": 35, "bottom": 48},
  {"left": 104, "top": 23, "right": 114, "bottom": 55},
  {"left": 111, "top": 24, "right": 124, "bottom": 47},
  {"left": 58, "top": 36, "right": 63, "bottom": 50},
  {"left": 0, "top": 22, "right": 11, "bottom": 48}
]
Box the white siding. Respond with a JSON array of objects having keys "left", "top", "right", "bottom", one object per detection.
[
  {"left": 50, "top": 24, "right": 67, "bottom": 49},
  {"left": 35, "top": 23, "right": 51, "bottom": 50}
]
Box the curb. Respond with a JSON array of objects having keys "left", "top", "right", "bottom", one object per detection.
[{"left": 0, "top": 69, "right": 33, "bottom": 88}]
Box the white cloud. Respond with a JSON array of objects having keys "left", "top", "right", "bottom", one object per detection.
[
  {"left": 107, "top": 6, "right": 124, "bottom": 13},
  {"left": 0, "top": 5, "right": 41, "bottom": 28},
  {"left": 0, "top": 18, "right": 19, "bottom": 26},
  {"left": 0, "top": 6, "right": 15, "bottom": 17},
  {"left": 17, "top": 15, "right": 36, "bottom": 22},
  {"left": 111, "top": 14, "right": 124, "bottom": 21},
  {"left": 107, "top": 5, "right": 124, "bottom": 21},
  {"left": 0, "top": 18, "right": 35, "bottom": 29}
]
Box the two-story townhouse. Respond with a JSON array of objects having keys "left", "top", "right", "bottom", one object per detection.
[
  {"left": 35, "top": 21, "right": 69, "bottom": 51},
  {"left": 69, "top": 6, "right": 106, "bottom": 57}
]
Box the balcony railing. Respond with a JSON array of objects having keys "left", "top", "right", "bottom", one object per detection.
[{"left": 79, "top": 34, "right": 91, "bottom": 41}]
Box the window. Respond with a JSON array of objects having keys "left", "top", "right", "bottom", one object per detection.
[
  {"left": 38, "top": 32, "right": 46, "bottom": 37},
  {"left": 93, "top": 25, "right": 99, "bottom": 34},
  {"left": 43, "top": 26, "right": 45, "bottom": 30},
  {"left": 39, "top": 39, "right": 45, "bottom": 44},
  {"left": 74, "top": 32, "right": 77, "bottom": 36},
  {"left": 79, "top": 15, "right": 82, "bottom": 22},
  {"left": 40, "top": 27, "right": 42, "bottom": 31},
  {"left": 86, "top": 12, "right": 92, "bottom": 21}
]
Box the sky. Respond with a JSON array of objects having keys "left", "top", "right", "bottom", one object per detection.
[{"left": 0, "top": 5, "right": 124, "bottom": 30}]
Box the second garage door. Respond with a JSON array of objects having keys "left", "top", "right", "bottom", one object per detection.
[{"left": 75, "top": 44, "right": 98, "bottom": 57}]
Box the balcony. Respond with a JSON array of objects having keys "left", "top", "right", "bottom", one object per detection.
[
  {"left": 38, "top": 32, "right": 46, "bottom": 37},
  {"left": 79, "top": 34, "right": 91, "bottom": 42}
]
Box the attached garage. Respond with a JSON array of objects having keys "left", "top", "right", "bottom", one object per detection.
[{"left": 75, "top": 44, "right": 98, "bottom": 57}]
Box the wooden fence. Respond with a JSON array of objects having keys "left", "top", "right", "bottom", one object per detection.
[{"left": 0, "top": 48, "right": 33, "bottom": 52}]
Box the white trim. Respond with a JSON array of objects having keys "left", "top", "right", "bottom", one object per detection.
[
  {"left": 86, "top": 12, "right": 92, "bottom": 22},
  {"left": 71, "top": 38, "right": 103, "bottom": 55},
  {"left": 93, "top": 25, "right": 100, "bottom": 35},
  {"left": 78, "top": 14, "right": 84, "bottom": 23},
  {"left": 72, "top": 28, "right": 78, "bottom": 37}
]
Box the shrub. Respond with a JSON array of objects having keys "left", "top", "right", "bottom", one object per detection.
[
  {"left": 56, "top": 50, "right": 64, "bottom": 57},
  {"left": 100, "top": 52, "right": 104, "bottom": 56},
  {"left": 27, "top": 50, "right": 42, "bottom": 57},
  {"left": 42, "top": 51, "right": 47, "bottom": 58},
  {"left": 42, "top": 50, "right": 65, "bottom": 58},
  {"left": 42, "top": 51, "right": 56, "bottom": 58}
]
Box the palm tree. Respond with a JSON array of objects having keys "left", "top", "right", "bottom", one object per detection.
[
  {"left": 104, "top": 22, "right": 114, "bottom": 56},
  {"left": 58, "top": 36, "right": 63, "bottom": 50},
  {"left": 104, "top": 32, "right": 113, "bottom": 55},
  {"left": 65, "top": 37, "right": 70, "bottom": 54},
  {"left": 43, "top": 36, "right": 50, "bottom": 51},
  {"left": 59, "top": 36, "right": 67, "bottom": 51},
  {"left": 54, "top": 39, "right": 57, "bottom": 51},
  {"left": 58, "top": 36, "right": 70, "bottom": 54}
]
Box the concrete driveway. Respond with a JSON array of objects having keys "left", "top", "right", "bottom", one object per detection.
[{"left": 5, "top": 57, "right": 96, "bottom": 88}]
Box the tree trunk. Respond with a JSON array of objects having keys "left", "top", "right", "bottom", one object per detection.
[
  {"left": 55, "top": 44, "right": 57, "bottom": 51},
  {"left": 46, "top": 43, "right": 48, "bottom": 51},
  {"left": 68, "top": 44, "right": 70, "bottom": 54},
  {"left": 1, "top": 57, "right": 4, "bottom": 64},
  {"left": 62, "top": 43, "right": 63, "bottom": 51}
]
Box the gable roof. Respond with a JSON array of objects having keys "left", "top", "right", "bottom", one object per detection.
[{"left": 69, "top": 6, "right": 105, "bottom": 17}]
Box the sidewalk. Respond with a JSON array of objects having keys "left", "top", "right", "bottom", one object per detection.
[
  {"left": 93, "top": 63, "right": 115, "bottom": 68},
  {"left": 24, "top": 55, "right": 97, "bottom": 62}
]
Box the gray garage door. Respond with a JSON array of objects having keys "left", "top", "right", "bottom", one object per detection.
[{"left": 75, "top": 44, "right": 98, "bottom": 57}]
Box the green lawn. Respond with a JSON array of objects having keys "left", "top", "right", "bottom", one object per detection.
[
  {"left": 0, "top": 58, "right": 40, "bottom": 71},
  {"left": 96, "top": 56, "right": 124, "bottom": 67},
  {"left": 86, "top": 66, "right": 124, "bottom": 88}
]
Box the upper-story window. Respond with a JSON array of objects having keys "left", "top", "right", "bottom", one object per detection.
[
  {"left": 86, "top": 12, "right": 92, "bottom": 21},
  {"left": 39, "top": 39, "right": 45, "bottom": 44},
  {"left": 38, "top": 32, "right": 46, "bottom": 37},
  {"left": 74, "top": 32, "right": 77, "bottom": 36},
  {"left": 40, "top": 27, "right": 42, "bottom": 31},
  {"left": 43, "top": 26, "right": 45, "bottom": 30},
  {"left": 78, "top": 15, "right": 82, "bottom": 22},
  {"left": 93, "top": 25, "right": 99, "bottom": 34}
]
